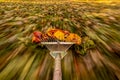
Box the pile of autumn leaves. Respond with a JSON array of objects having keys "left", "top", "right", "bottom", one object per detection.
[{"left": 32, "top": 28, "right": 81, "bottom": 45}]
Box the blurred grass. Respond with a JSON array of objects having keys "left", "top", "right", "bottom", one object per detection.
[{"left": 0, "top": 1, "right": 120, "bottom": 80}]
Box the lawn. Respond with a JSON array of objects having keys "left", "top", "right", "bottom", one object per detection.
[{"left": 0, "top": 1, "right": 120, "bottom": 80}]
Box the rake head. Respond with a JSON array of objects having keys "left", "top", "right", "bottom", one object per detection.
[{"left": 41, "top": 42, "right": 74, "bottom": 59}]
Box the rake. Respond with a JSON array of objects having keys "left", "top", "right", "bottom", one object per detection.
[{"left": 41, "top": 41, "right": 74, "bottom": 80}]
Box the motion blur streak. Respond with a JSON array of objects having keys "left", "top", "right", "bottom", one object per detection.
[{"left": 0, "top": 1, "right": 120, "bottom": 80}]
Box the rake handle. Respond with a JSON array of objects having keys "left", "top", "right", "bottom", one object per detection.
[{"left": 53, "top": 54, "right": 62, "bottom": 80}]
